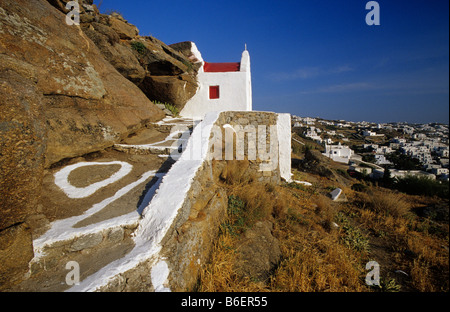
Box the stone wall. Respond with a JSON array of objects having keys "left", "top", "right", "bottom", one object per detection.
[{"left": 213, "top": 111, "right": 282, "bottom": 184}]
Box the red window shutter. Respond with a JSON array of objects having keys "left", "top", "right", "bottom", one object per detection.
[{"left": 209, "top": 86, "right": 220, "bottom": 99}]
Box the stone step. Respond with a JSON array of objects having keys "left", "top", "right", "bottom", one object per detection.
[
  {"left": 150, "top": 117, "right": 195, "bottom": 134},
  {"left": 114, "top": 142, "right": 180, "bottom": 155},
  {"left": 17, "top": 226, "right": 137, "bottom": 292},
  {"left": 114, "top": 118, "right": 193, "bottom": 157}
]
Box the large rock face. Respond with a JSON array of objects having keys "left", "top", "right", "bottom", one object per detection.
[
  {"left": 140, "top": 74, "right": 198, "bottom": 109},
  {"left": 47, "top": 0, "right": 200, "bottom": 111},
  {"left": 135, "top": 37, "right": 199, "bottom": 111},
  {"left": 0, "top": 0, "right": 165, "bottom": 166},
  {"left": 0, "top": 0, "right": 165, "bottom": 288},
  {"left": 0, "top": 68, "right": 46, "bottom": 289},
  {"left": 83, "top": 21, "right": 146, "bottom": 83},
  {"left": 0, "top": 64, "right": 46, "bottom": 232}
]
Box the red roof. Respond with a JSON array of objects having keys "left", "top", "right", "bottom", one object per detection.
[{"left": 204, "top": 62, "right": 240, "bottom": 72}]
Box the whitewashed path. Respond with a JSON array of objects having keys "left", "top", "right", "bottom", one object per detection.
[{"left": 18, "top": 117, "right": 194, "bottom": 291}]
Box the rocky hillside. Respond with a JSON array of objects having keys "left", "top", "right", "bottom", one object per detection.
[{"left": 0, "top": 0, "right": 199, "bottom": 288}]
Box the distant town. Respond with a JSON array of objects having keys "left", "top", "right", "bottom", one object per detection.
[{"left": 292, "top": 115, "right": 449, "bottom": 182}]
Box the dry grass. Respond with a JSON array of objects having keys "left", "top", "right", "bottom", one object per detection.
[
  {"left": 270, "top": 240, "right": 366, "bottom": 292},
  {"left": 230, "top": 182, "right": 285, "bottom": 226},
  {"left": 406, "top": 234, "right": 449, "bottom": 291},
  {"left": 200, "top": 172, "right": 369, "bottom": 292},
  {"left": 358, "top": 188, "right": 411, "bottom": 218},
  {"left": 269, "top": 207, "right": 367, "bottom": 292},
  {"left": 198, "top": 231, "right": 269, "bottom": 292},
  {"left": 220, "top": 160, "right": 255, "bottom": 186},
  {"left": 313, "top": 194, "right": 338, "bottom": 232},
  {"left": 346, "top": 188, "right": 449, "bottom": 292},
  {"left": 199, "top": 160, "right": 449, "bottom": 292}
]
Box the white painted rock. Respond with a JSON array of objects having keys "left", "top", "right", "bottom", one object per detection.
[
  {"left": 329, "top": 188, "right": 342, "bottom": 201},
  {"left": 293, "top": 180, "right": 312, "bottom": 186}
]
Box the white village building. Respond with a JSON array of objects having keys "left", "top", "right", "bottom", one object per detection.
[
  {"left": 375, "top": 146, "right": 393, "bottom": 155},
  {"left": 180, "top": 44, "right": 252, "bottom": 119},
  {"left": 304, "top": 127, "right": 323, "bottom": 143},
  {"left": 362, "top": 130, "right": 384, "bottom": 137},
  {"left": 432, "top": 167, "right": 449, "bottom": 176},
  {"left": 323, "top": 143, "right": 354, "bottom": 164},
  {"left": 374, "top": 154, "right": 392, "bottom": 166}
]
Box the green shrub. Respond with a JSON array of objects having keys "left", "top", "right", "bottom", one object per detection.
[
  {"left": 130, "top": 41, "right": 146, "bottom": 55},
  {"left": 181, "top": 60, "right": 194, "bottom": 73},
  {"left": 351, "top": 183, "right": 368, "bottom": 192},
  {"left": 394, "top": 175, "right": 449, "bottom": 199},
  {"left": 386, "top": 152, "right": 422, "bottom": 170},
  {"left": 164, "top": 103, "right": 179, "bottom": 117},
  {"left": 370, "top": 277, "right": 402, "bottom": 292},
  {"left": 153, "top": 101, "right": 180, "bottom": 117},
  {"left": 336, "top": 168, "right": 351, "bottom": 178},
  {"left": 221, "top": 195, "right": 246, "bottom": 237},
  {"left": 292, "top": 142, "right": 302, "bottom": 155},
  {"left": 285, "top": 182, "right": 307, "bottom": 191},
  {"left": 336, "top": 212, "right": 370, "bottom": 252}
]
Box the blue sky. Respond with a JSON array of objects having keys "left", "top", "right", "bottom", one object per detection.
[{"left": 95, "top": 0, "right": 449, "bottom": 124}]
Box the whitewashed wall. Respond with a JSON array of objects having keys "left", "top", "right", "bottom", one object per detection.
[{"left": 277, "top": 113, "right": 292, "bottom": 182}]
